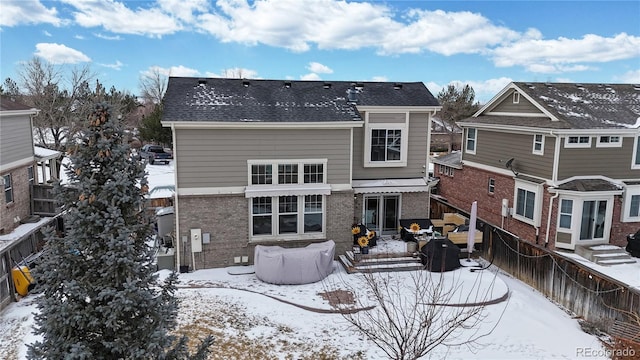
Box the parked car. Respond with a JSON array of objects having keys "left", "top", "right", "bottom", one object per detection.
[{"left": 139, "top": 144, "right": 172, "bottom": 165}]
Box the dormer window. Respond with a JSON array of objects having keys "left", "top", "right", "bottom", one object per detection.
[
  {"left": 363, "top": 112, "right": 409, "bottom": 167},
  {"left": 532, "top": 134, "right": 544, "bottom": 155}
]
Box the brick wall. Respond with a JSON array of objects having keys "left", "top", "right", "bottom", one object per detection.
[
  {"left": 177, "top": 191, "right": 354, "bottom": 269},
  {"left": 436, "top": 165, "right": 639, "bottom": 249},
  {"left": 1, "top": 166, "right": 32, "bottom": 234}
]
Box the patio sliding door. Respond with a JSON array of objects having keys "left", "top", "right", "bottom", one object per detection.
[
  {"left": 579, "top": 200, "right": 607, "bottom": 241},
  {"left": 363, "top": 194, "right": 400, "bottom": 235}
]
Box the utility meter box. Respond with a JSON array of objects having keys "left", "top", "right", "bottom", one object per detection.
[{"left": 190, "top": 228, "right": 202, "bottom": 253}]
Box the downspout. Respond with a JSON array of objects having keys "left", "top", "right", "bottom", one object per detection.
[
  {"left": 545, "top": 192, "right": 560, "bottom": 247},
  {"left": 171, "top": 123, "right": 180, "bottom": 271}
]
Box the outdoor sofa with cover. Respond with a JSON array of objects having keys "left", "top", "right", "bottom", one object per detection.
[{"left": 254, "top": 240, "right": 335, "bottom": 285}]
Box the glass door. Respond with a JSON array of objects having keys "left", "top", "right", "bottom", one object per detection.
[
  {"left": 579, "top": 200, "right": 607, "bottom": 240},
  {"left": 363, "top": 194, "right": 400, "bottom": 234}
]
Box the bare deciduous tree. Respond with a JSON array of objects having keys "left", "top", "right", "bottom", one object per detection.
[
  {"left": 331, "top": 269, "right": 504, "bottom": 360},
  {"left": 18, "top": 57, "right": 96, "bottom": 153},
  {"left": 139, "top": 67, "right": 167, "bottom": 105}
]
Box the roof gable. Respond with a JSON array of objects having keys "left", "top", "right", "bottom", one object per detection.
[
  {"left": 162, "top": 77, "right": 439, "bottom": 123},
  {"left": 461, "top": 82, "right": 640, "bottom": 131}
]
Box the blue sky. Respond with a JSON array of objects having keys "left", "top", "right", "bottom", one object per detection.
[{"left": 1, "top": 0, "right": 639, "bottom": 103}]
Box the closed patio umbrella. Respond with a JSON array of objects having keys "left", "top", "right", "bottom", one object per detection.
[{"left": 467, "top": 201, "right": 477, "bottom": 260}]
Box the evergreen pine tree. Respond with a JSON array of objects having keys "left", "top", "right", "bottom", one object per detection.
[{"left": 28, "top": 103, "right": 212, "bottom": 359}]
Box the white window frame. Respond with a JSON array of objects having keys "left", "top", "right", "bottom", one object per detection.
[
  {"left": 250, "top": 195, "right": 325, "bottom": 240},
  {"left": 596, "top": 135, "right": 622, "bottom": 148},
  {"left": 622, "top": 185, "right": 640, "bottom": 222},
  {"left": 3, "top": 174, "right": 13, "bottom": 204},
  {"left": 488, "top": 178, "right": 495, "bottom": 194},
  {"left": 248, "top": 159, "right": 327, "bottom": 185},
  {"left": 513, "top": 179, "right": 542, "bottom": 226},
  {"left": 633, "top": 135, "right": 640, "bottom": 169},
  {"left": 364, "top": 121, "right": 408, "bottom": 168},
  {"left": 465, "top": 128, "right": 477, "bottom": 155},
  {"left": 564, "top": 135, "right": 591, "bottom": 148},
  {"left": 513, "top": 91, "right": 520, "bottom": 104},
  {"left": 532, "top": 134, "right": 544, "bottom": 155},
  {"left": 558, "top": 198, "right": 573, "bottom": 229}
]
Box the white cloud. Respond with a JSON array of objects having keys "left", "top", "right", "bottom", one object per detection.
[
  {"left": 43, "top": 30, "right": 52, "bottom": 37},
  {"left": 74, "top": 34, "right": 85, "bottom": 40},
  {"left": 300, "top": 73, "right": 321, "bottom": 81},
  {"left": 141, "top": 65, "right": 200, "bottom": 78},
  {"left": 307, "top": 62, "right": 333, "bottom": 74},
  {"left": 61, "top": 0, "right": 182, "bottom": 37},
  {"left": 615, "top": 69, "right": 640, "bottom": 83},
  {"left": 99, "top": 60, "right": 124, "bottom": 70},
  {"left": 157, "top": 0, "right": 209, "bottom": 22},
  {"left": 94, "top": 33, "right": 122, "bottom": 41},
  {"left": 492, "top": 32, "right": 640, "bottom": 73},
  {"left": 0, "top": 0, "right": 62, "bottom": 27},
  {"left": 34, "top": 43, "right": 91, "bottom": 64}
]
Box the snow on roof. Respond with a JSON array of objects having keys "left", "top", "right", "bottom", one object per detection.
[{"left": 34, "top": 146, "right": 62, "bottom": 160}]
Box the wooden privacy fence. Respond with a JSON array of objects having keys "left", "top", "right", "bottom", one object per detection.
[{"left": 431, "top": 198, "right": 640, "bottom": 338}]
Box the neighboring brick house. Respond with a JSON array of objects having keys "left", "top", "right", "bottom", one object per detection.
[
  {"left": 436, "top": 82, "right": 640, "bottom": 251},
  {"left": 162, "top": 77, "right": 440, "bottom": 269},
  {"left": 0, "top": 96, "right": 62, "bottom": 309}
]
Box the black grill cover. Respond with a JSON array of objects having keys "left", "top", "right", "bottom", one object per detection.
[{"left": 420, "top": 238, "right": 461, "bottom": 272}]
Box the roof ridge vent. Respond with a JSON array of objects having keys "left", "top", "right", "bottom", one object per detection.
[
  {"left": 323, "top": 82, "right": 332, "bottom": 89},
  {"left": 242, "top": 80, "right": 250, "bottom": 87},
  {"left": 197, "top": 79, "right": 207, "bottom": 85},
  {"left": 284, "top": 81, "right": 292, "bottom": 88},
  {"left": 393, "top": 83, "right": 403, "bottom": 90}
]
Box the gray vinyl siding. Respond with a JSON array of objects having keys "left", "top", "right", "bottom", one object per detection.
[
  {"left": 0, "top": 115, "right": 33, "bottom": 166},
  {"left": 175, "top": 128, "right": 351, "bottom": 188},
  {"left": 352, "top": 112, "right": 429, "bottom": 179},
  {"left": 490, "top": 90, "right": 542, "bottom": 114},
  {"left": 557, "top": 135, "right": 640, "bottom": 180},
  {"left": 464, "top": 130, "right": 554, "bottom": 179}
]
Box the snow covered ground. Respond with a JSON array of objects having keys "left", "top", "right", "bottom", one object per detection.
[
  {"left": 0, "top": 239, "right": 608, "bottom": 360},
  {"left": 0, "top": 160, "right": 621, "bottom": 359}
]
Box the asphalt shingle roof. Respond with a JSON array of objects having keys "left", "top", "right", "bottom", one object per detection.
[
  {"left": 555, "top": 178, "right": 622, "bottom": 192},
  {"left": 162, "top": 77, "right": 439, "bottom": 123},
  {"left": 460, "top": 82, "right": 640, "bottom": 130},
  {"left": 0, "top": 95, "right": 34, "bottom": 111}
]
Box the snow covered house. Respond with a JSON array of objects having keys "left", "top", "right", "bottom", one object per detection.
[
  {"left": 161, "top": 77, "right": 440, "bottom": 269},
  {"left": 0, "top": 96, "right": 63, "bottom": 309},
  {"left": 435, "top": 82, "right": 640, "bottom": 252}
]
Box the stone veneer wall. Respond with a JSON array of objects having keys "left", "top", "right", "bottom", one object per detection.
[{"left": 176, "top": 190, "right": 354, "bottom": 269}]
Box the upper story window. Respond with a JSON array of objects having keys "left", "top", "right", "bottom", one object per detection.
[
  {"left": 466, "top": 128, "right": 477, "bottom": 155},
  {"left": 488, "top": 178, "right": 495, "bottom": 194},
  {"left": 532, "top": 134, "right": 544, "bottom": 155},
  {"left": 249, "top": 160, "right": 326, "bottom": 185},
  {"left": 596, "top": 135, "right": 621, "bottom": 148},
  {"left": 363, "top": 113, "right": 408, "bottom": 168},
  {"left": 278, "top": 164, "right": 298, "bottom": 184},
  {"left": 633, "top": 135, "right": 640, "bottom": 169},
  {"left": 371, "top": 129, "right": 402, "bottom": 162},
  {"left": 513, "top": 179, "right": 542, "bottom": 226},
  {"left": 564, "top": 135, "right": 591, "bottom": 148},
  {"left": 622, "top": 185, "right": 640, "bottom": 222},
  {"left": 3, "top": 174, "right": 13, "bottom": 204},
  {"left": 513, "top": 91, "right": 520, "bottom": 104},
  {"left": 251, "top": 165, "right": 272, "bottom": 185}
]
